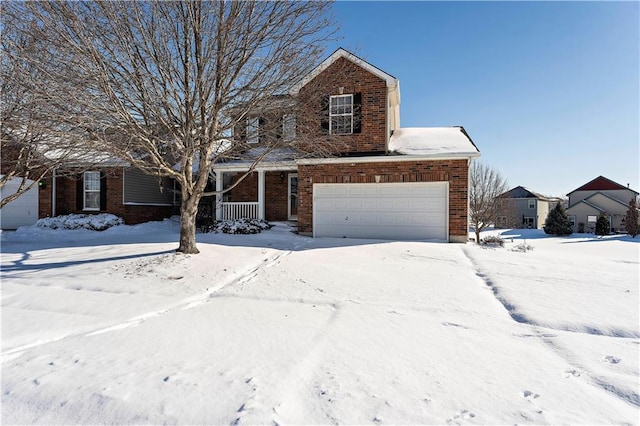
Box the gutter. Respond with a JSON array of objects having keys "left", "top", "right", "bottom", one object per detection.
[
  {"left": 52, "top": 168, "right": 57, "bottom": 217},
  {"left": 296, "top": 151, "right": 481, "bottom": 165}
]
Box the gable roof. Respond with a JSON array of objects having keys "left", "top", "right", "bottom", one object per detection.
[
  {"left": 566, "top": 199, "right": 606, "bottom": 214},
  {"left": 289, "top": 48, "right": 399, "bottom": 95},
  {"left": 567, "top": 176, "right": 638, "bottom": 196},
  {"left": 499, "top": 186, "right": 549, "bottom": 200},
  {"left": 583, "top": 191, "right": 630, "bottom": 209}
]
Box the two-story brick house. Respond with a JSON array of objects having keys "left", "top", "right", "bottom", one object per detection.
[{"left": 213, "top": 48, "right": 480, "bottom": 242}]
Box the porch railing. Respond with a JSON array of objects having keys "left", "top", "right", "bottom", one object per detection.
[{"left": 220, "top": 202, "right": 259, "bottom": 220}]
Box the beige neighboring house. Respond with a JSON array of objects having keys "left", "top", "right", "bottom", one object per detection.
[
  {"left": 566, "top": 176, "right": 638, "bottom": 233},
  {"left": 495, "top": 186, "right": 560, "bottom": 229}
]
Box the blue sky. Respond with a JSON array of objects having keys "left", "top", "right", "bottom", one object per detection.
[{"left": 328, "top": 1, "right": 639, "bottom": 198}]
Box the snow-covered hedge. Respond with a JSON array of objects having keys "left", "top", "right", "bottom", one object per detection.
[
  {"left": 213, "top": 218, "right": 273, "bottom": 234},
  {"left": 36, "top": 214, "right": 124, "bottom": 231}
]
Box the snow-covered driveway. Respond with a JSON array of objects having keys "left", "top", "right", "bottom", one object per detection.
[{"left": 2, "top": 221, "right": 638, "bottom": 424}]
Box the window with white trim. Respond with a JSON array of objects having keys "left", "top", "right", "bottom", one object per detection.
[
  {"left": 528, "top": 199, "right": 536, "bottom": 209},
  {"left": 84, "top": 171, "right": 100, "bottom": 210},
  {"left": 246, "top": 117, "right": 259, "bottom": 144},
  {"left": 330, "top": 94, "right": 353, "bottom": 135},
  {"left": 282, "top": 114, "right": 296, "bottom": 141},
  {"left": 569, "top": 214, "right": 576, "bottom": 227}
]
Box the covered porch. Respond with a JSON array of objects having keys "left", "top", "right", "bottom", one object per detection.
[{"left": 213, "top": 164, "right": 299, "bottom": 222}]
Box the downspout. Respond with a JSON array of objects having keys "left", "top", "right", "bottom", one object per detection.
[{"left": 52, "top": 168, "right": 57, "bottom": 217}]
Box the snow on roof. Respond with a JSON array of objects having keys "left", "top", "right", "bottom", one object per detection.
[
  {"left": 388, "top": 127, "right": 480, "bottom": 157},
  {"left": 499, "top": 186, "right": 558, "bottom": 201}
]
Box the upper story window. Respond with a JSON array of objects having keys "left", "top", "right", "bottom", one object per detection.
[
  {"left": 84, "top": 171, "right": 101, "bottom": 210},
  {"left": 282, "top": 114, "right": 296, "bottom": 141},
  {"left": 528, "top": 199, "right": 536, "bottom": 209},
  {"left": 330, "top": 94, "right": 353, "bottom": 135},
  {"left": 246, "top": 117, "right": 259, "bottom": 144}
]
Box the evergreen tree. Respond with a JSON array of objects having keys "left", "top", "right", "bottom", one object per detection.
[
  {"left": 543, "top": 203, "right": 573, "bottom": 235},
  {"left": 595, "top": 212, "right": 610, "bottom": 236},
  {"left": 625, "top": 198, "right": 639, "bottom": 237}
]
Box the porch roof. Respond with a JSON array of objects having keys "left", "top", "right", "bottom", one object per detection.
[
  {"left": 388, "top": 127, "right": 480, "bottom": 157},
  {"left": 212, "top": 147, "right": 298, "bottom": 171}
]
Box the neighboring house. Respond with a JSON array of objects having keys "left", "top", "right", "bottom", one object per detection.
[
  {"left": 38, "top": 160, "right": 178, "bottom": 225},
  {"left": 566, "top": 176, "right": 639, "bottom": 233},
  {"left": 495, "top": 186, "right": 560, "bottom": 229},
  {"left": 212, "top": 48, "right": 480, "bottom": 242}
]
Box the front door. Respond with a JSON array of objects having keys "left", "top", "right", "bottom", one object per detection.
[{"left": 288, "top": 174, "right": 298, "bottom": 220}]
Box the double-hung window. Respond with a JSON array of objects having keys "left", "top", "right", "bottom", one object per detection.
[
  {"left": 282, "top": 114, "right": 296, "bottom": 141},
  {"left": 84, "top": 171, "right": 101, "bottom": 211},
  {"left": 528, "top": 199, "right": 536, "bottom": 209},
  {"left": 329, "top": 94, "right": 353, "bottom": 135},
  {"left": 246, "top": 117, "right": 259, "bottom": 144}
]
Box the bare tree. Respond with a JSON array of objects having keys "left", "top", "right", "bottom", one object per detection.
[
  {"left": 11, "top": 1, "right": 338, "bottom": 253},
  {"left": 469, "top": 161, "right": 509, "bottom": 243},
  {"left": 1, "top": 11, "right": 99, "bottom": 208}
]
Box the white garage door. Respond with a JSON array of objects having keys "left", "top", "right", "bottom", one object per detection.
[
  {"left": 0, "top": 178, "right": 39, "bottom": 230},
  {"left": 313, "top": 182, "right": 448, "bottom": 241}
]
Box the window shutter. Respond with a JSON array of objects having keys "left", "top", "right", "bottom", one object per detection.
[
  {"left": 321, "top": 96, "right": 330, "bottom": 134},
  {"left": 100, "top": 171, "right": 107, "bottom": 210},
  {"left": 353, "top": 93, "right": 362, "bottom": 134},
  {"left": 76, "top": 174, "right": 83, "bottom": 210},
  {"left": 277, "top": 116, "right": 284, "bottom": 140},
  {"left": 259, "top": 117, "right": 266, "bottom": 144}
]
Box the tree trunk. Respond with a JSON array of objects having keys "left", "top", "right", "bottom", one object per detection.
[
  {"left": 475, "top": 228, "right": 481, "bottom": 245},
  {"left": 177, "top": 195, "right": 200, "bottom": 254}
]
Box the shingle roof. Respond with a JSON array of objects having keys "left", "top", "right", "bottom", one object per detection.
[{"left": 567, "top": 176, "right": 638, "bottom": 195}]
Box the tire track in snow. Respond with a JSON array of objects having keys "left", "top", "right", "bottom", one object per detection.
[
  {"left": 462, "top": 247, "right": 640, "bottom": 409},
  {"left": 1, "top": 249, "right": 293, "bottom": 362},
  {"left": 462, "top": 247, "right": 639, "bottom": 338}
]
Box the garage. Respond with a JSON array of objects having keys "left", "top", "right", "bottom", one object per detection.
[
  {"left": 0, "top": 178, "right": 39, "bottom": 230},
  {"left": 313, "top": 182, "right": 448, "bottom": 241}
]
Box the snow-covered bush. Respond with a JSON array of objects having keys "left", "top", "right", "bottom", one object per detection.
[
  {"left": 36, "top": 214, "right": 124, "bottom": 231},
  {"left": 212, "top": 218, "right": 273, "bottom": 234},
  {"left": 511, "top": 242, "right": 534, "bottom": 252},
  {"left": 480, "top": 235, "right": 504, "bottom": 247}
]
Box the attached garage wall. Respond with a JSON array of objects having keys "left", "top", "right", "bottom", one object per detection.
[
  {"left": 298, "top": 159, "right": 469, "bottom": 242},
  {"left": 314, "top": 182, "right": 447, "bottom": 240},
  {"left": 0, "top": 179, "right": 38, "bottom": 230}
]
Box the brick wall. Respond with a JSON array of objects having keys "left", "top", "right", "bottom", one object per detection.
[
  {"left": 228, "top": 171, "right": 292, "bottom": 221},
  {"left": 265, "top": 171, "right": 290, "bottom": 221},
  {"left": 38, "top": 168, "right": 175, "bottom": 225},
  {"left": 298, "top": 56, "right": 388, "bottom": 154},
  {"left": 297, "top": 159, "right": 469, "bottom": 241}
]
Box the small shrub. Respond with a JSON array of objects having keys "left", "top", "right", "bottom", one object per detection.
[
  {"left": 480, "top": 235, "right": 504, "bottom": 247},
  {"left": 595, "top": 212, "right": 610, "bottom": 236},
  {"left": 212, "top": 218, "right": 273, "bottom": 234},
  {"left": 36, "top": 214, "right": 124, "bottom": 231},
  {"left": 543, "top": 203, "right": 573, "bottom": 236},
  {"left": 625, "top": 198, "right": 639, "bottom": 237},
  {"left": 512, "top": 242, "right": 534, "bottom": 252}
]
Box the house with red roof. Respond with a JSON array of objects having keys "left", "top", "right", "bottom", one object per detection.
[{"left": 566, "top": 176, "right": 638, "bottom": 233}]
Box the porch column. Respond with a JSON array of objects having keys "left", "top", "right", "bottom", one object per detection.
[
  {"left": 258, "top": 170, "right": 265, "bottom": 220},
  {"left": 215, "top": 171, "right": 223, "bottom": 220}
]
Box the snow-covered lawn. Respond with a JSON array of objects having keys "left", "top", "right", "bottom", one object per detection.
[{"left": 1, "top": 219, "right": 638, "bottom": 424}]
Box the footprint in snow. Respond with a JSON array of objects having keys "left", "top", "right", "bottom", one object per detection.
[
  {"left": 521, "top": 390, "right": 540, "bottom": 400},
  {"left": 446, "top": 410, "right": 476, "bottom": 422},
  {"left": 603, "top": 355, "right": 621, "bottom": 364},
  {"left": 562, "top": 369, "right": 581, "bottom": 378}
]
